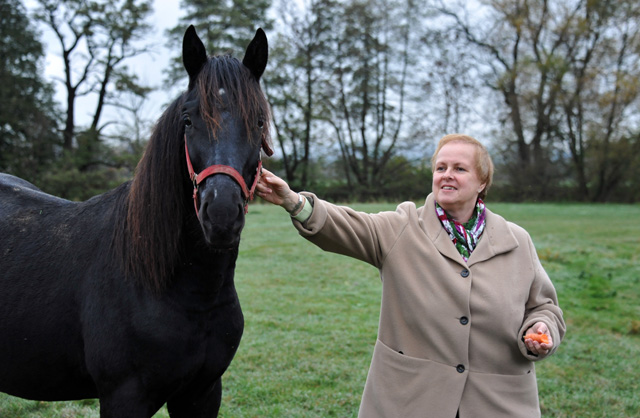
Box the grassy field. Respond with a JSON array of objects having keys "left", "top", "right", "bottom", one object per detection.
[{"left": 1, "top": 201, "right": 639, "bottom": 417}]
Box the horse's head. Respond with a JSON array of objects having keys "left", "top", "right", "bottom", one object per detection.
[{"left": 181, "top": 26, "right": 272, "bottom": 248}]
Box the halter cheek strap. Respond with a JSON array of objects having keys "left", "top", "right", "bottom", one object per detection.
[{"left": 185, "top": 134, "right": 263, "bottom": 216}]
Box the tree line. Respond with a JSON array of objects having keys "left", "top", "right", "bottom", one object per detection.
[{"left": 1, "top": 0, "right": 639, "bottom": 202}]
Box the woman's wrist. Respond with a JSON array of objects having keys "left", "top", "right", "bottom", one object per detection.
[
  {"left": 284, "top": 192, "right": 303, "bottom": 214},
  {"left": 291, "top": 195, "right": 312, "bottom": 222}
]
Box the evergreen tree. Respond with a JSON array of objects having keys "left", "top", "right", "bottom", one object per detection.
[
  {"left": 0, "top": 0, "right": 61, "bottom": 182},
  {"left": 320, "top": 0, "right": 420, "bottom": 197},
  {"left": 165, "top": 0, "right": 274, "bottom": 87}
]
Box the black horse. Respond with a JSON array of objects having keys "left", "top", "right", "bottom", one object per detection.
[{"left": 0, "top": 26, "right": 272, "bottom": 417}]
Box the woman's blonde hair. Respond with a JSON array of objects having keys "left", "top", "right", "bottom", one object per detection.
[{"left": 431, "top": 133, "right": 494, "bottom": 200}]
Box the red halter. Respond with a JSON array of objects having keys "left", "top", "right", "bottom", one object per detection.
[{"left": 185, "top": 134, "right": 263, "bottom": 216}]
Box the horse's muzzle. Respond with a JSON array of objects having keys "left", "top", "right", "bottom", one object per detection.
[{"left": 197, "top": 177, "right": 245, "bottom": 248}]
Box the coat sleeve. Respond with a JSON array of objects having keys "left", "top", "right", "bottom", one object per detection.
[
  {"left": 290, "top": 193, "right": 412, "bottom": 269},
  {"left": 517, "top": 229, "right": 566, "bottom": 361}
]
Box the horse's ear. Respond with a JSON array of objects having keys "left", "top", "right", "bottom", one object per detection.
[
  {"left": 242, "top": 28, "right": 268, "bottom": 82},
  {"left": 183, "top": 25, "right": 208, "bottom": 89}
]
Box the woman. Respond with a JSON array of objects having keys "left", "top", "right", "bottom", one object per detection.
[{"left": 256, "top": 134, "right": 565, "bottom": 418}]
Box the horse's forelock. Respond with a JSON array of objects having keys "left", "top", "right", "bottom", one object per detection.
[{"left": 196, "top": 56, "right": 271, "bottom": 145}]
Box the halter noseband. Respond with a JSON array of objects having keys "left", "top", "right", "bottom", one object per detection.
[{"left": 185, "top": 133, "right": 272, "bottom": 216}]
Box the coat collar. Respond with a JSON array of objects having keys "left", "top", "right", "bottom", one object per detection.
[{"left": 419, "top": 193, "right": 519, "bottom": 268}]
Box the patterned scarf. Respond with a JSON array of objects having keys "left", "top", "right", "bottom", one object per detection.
[{"left": 435, "top": 199, "right": 486, "bottom": 262}]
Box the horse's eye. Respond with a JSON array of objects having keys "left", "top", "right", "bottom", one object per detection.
[
  {"left": 257, "top": 119, "right": 264, "bottom": 129},
  {"left": 183, "top": 115, "right": 192, "bottom": 127}
]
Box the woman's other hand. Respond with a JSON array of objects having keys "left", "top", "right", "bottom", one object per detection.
[
  {"left": 257, "top": 168, "right": 300, "bottom": 211},
  {"left": 524, "top": 322, "right": 553, "bottom": 356}
]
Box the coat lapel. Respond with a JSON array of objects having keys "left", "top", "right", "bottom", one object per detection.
[
  {"left": 420, "top": 194, "right": 519, "bottom": 268},
  {"left": 467, "top": 209, "right": 519, "bottom": 266},
  {"left": 420, "top": 194, "right": 467, "bottom": 267}
]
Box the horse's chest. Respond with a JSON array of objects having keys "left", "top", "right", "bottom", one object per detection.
[
  {"left": 150, "top": 309, "right": 241, "bottom": 391},
  {"left": 177, "top": 294, "right": 244, "bottom": 374},
  {"left": 86, "top": 287, "right": 244, "bottom": 386}
]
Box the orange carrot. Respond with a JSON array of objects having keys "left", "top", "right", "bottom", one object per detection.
[{"left": 524, "top": 333, "right": 550, "bottom": 344}]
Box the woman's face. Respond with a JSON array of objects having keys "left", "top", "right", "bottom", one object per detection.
[{"left": 432, "top": 142, "right": 486, "bottom": 217}]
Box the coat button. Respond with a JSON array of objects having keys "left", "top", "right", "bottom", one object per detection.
[
  {"left": 460, "top": 269, "right": 469, "bottom": 278},
  {"left": 460, "top": 316, "right": 469, "bottom": 325},
  {"left": 456, "top": 364, "right": 465, "bottom": 373}
]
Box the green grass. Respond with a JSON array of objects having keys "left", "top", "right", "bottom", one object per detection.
[{"left": 1, "top": 201, "right": 639, "bottom": 417}]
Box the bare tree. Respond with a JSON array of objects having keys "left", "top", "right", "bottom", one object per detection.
[
  {"left": 419, "top": 27, "right": 481, "bottom": 136},
  {"left": 437, "top": 0, "right": 576, "bottom": 197},
  {"left": 437, "top": 0, "right": 640, "bottom": 201},
  {"left": 559, "top": 0, "right": 640, "bottom": 201},
  {"left": 264, "top": 0, "right": 337, "bottom": 188},
  {"left": 34, "top": 0, "right": 152, "bottom": 151}
]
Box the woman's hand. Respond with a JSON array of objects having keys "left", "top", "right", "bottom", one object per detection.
[
  {"left": 257, "top": 168, "right": 300, "bottom": 212},
  {"left": 524, "top": 322, "right": 553, "bottom": 356}
]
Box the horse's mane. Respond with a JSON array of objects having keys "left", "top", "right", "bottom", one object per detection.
[{"left": 114, "top": 55, "right": 271, "bottom": 292}]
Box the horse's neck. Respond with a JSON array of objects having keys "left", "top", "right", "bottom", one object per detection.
[
  {"left": 185, "top": 246, "right": 239, "bottom": 282},
  {"left": 170, "top": 243, "right": 240, "bottom": 308}
]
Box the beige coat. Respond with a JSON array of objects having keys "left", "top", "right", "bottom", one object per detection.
[{"left": 293, "top": 193, "right": 565, "bottom": 418}]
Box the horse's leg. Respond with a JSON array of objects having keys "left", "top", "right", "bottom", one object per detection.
[
  {"left": 98, "top": 378, "right": 165, "bottom": 418},
  {"left": 166, "top": 377, "right": 222, "bottom": 418}
]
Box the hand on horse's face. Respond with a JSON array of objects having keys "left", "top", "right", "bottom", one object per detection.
[{"left": 257, "top": 169, "right": 298, "bottom": 210}]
